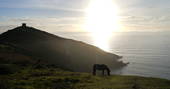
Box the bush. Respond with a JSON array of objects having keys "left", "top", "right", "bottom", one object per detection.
[
  {"left": 0, "top": 79, "right": 10, "bottom": 89},
  {"left": 0, "top": 64, "right": 19, "bottom": 75}
]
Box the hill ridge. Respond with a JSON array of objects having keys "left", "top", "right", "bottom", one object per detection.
[{"left": 0, "top": 24, "right": 126, "bottom": 72}]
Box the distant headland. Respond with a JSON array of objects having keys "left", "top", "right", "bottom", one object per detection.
[{"left": 0, "top": 23, "right": 127, "bottom": 72}]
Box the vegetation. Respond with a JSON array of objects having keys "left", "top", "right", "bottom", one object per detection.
[
  {"left": 0, "top": 27, "right": 170, "bottom": 89},
  {"left": 0, "top": 67, "right": 170, "bottom": 89}
]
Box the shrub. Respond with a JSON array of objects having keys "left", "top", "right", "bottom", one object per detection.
[{"left": 0, "top": 64, "right": 19, "bottom": 75}]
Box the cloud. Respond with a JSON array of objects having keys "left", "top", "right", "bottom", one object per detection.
[
  {"left": 0, "top": 0, "right": 170, "bottom": 32},
  {"left": 0, "top": 16, "right": 86, "bottom": 33},
  {"left": 0, "top": 0, "right": 87, "bottom": 12},
  {"left": 119, "top": 15, "right": 170, "bottom": 31}
]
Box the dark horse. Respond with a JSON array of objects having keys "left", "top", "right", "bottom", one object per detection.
[{"left": 93, "top": 64, "right": 110, "bottom": 76}]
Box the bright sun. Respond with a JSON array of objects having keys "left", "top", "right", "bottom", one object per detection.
[{"left": 85, "top": 0, "right": 121, "bottom": 51}]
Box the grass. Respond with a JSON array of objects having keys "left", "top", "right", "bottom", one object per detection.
[{"left": 0, "top": 67, "right": 170, "bottom": 89}]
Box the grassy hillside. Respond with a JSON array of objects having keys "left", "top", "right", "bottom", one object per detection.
[
  {"left": 0, "top": 26, "right": 169, "bottom": 89},
  {"left": 0, "top": 43, "right": 37, "bottom": 65},
  {"left": 0, "top": 25, "right": 126, "bottom": 72},
  {"left": 0, "top": 67, "right": 170, "bottom": 89},
  {"left": 0, "top": 42, "right": 170, "bottom": 89}
]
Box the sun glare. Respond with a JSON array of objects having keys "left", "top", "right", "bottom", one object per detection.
[{"left": 85, "top": 0, "right": 121, "bottom": 51}]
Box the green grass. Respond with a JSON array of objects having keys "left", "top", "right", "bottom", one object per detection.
[{"left": 0, "top": 68, "right": 170, "bottom": 89}]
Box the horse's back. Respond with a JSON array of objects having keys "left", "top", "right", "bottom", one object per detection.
[{"left": 94, "top": 64, "right": 108, "bottom": 70}]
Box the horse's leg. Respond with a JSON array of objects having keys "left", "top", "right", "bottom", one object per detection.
[
  {"left": 107, "top": 70, "right": 110, "bottom": 76},
  {"left": 93, "top": 67, "right": 96, "bottom": 75},
  {"left": 107, "top": 68, "right": 110, "bottom": 76},
  {"left": 102, "top": 69, "right": 105, "bottom": 76}
]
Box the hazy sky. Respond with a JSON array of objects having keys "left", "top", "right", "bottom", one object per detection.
[{"left": 0, "top": 0, "right": 170, "bottom": 33}]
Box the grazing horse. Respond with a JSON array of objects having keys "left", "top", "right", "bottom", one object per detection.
[{"left": 93, "top": 64, "right": 110, "bottom": 76}]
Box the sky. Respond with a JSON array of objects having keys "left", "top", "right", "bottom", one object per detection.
[{"left": 0, "top": 0, "right": 170, "bottom": 33}]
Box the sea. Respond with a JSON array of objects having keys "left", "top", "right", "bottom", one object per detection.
[{"left": 56, "top": 31, "right": 170, "bottom": 80}]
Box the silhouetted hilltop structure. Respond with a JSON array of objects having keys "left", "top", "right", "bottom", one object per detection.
[
  {"left": 0, "top": 24, "right": 126, "bottom": 72},
  {"left": 22, "top": 23, "right": 26, "bottom": 27}
]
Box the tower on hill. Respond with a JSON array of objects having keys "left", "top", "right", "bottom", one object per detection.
[{"left": 22, "top": 23, "right": 27, "bottom": 27}]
